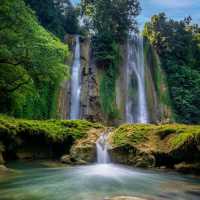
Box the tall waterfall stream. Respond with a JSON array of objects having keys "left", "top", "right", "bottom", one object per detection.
[
  {"left": 126, "top": 35, "right": 148, "bottom": 123},
  {"left": 70, "top": 35, "right": 81, "bottom": 119}
]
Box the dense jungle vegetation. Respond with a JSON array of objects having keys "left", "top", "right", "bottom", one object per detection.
[
  {"left": 81, "top": 0, "right": 140, "bottom": 120},
  {"left": 0, "top": 0, "right": 200, "bottom": 125},
  {"left": 144, "top": 13, "right": 200, "bottom": 123},
  {"left": 0, "top": 0, "right": 78, "bottom": 119}
]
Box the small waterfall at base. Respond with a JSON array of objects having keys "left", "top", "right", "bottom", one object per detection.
[
  {"left": 96, "top": 134, "right": 110, "bottom": 164},
  {"left": 126, "top": 35, "right": 149, "bottom": 124},
  {"left": 70, "top": 35, "right": 81, "bottom": 120}
]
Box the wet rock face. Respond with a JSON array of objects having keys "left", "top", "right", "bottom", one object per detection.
[
  {"left": 0, "top": 152, "right": 4, "bottom": 165},
  {"left": 174, "top": 162, "right": 200, "bottom": 174},
  {"left": 109, "top": 145, "right": 155, "bottom": 168},
  {"left": 70, "top": 143, "right": 96, "bottom": 164},
  {"left": 0, "top": 143, "right": 5, "bottom": 164},
  {"left": 70, "top": 128, "right": 105, "bottom": 164},
  {"left": 16, "top": 148, "right": 52, "bottom": 160},
  {"left": 80, "top": 37, "right": 104, "bottom": 122}
]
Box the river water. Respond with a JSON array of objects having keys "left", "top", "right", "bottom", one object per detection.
[{"left": 0, "top": 161, "right": 199, "bottom": 200}]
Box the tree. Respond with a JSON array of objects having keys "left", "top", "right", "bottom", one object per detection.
[
  {"left": 80, "top": 0, "right": 140, "bottom": 120},
  {"left": 0, "top": 0, "right": 69, "bottom": 118},
  {"left": 81, "top": 0, "right": 140, "bottom": 42},
  {"left": 144, "top": 13, "right": 200, "bottom": 123},
  {"left": 25, "top": 0, "right": 79, "bottom": 39}
]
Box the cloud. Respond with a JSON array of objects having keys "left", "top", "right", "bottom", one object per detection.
[{"left": 151, "top": 0, "right": 199, "bottom": 8}]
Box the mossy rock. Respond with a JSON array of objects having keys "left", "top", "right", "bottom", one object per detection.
[
  {"left": 0, "top": 115, "right": 104, "bottom": 162},
  {"left": 70, "top": 127, "right": 105, "bottom": 163},
  {"left": 109, "top": 124, "right": 200, "bottom": 170}
]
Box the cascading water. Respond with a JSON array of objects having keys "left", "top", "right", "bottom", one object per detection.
[
  {"left": 96, "top": 133, "right": 110, "bottom": 164},
  {"left": 70, "top": 36, "right": 81, "bottom": 120},
  {"left": 126, "top": 35, "right": 148, "bottom": 123}
]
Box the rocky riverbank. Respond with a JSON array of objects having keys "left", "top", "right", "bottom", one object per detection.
[
  {"left": 0, "top": 115, "right": 199, "bottom": 174},
  {"left": 108, "top": 124, "right": 200, "bottom": 174}
]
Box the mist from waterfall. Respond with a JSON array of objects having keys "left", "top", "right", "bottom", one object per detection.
[
  {"left": 126, "top": 35, "right": 148, "bottom": 123},
  {"left": 70, "top": 36, "right": 81, "bottom": 120}
]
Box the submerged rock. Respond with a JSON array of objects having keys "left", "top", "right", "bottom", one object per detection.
[
  {"left": 174, "top": 162, "right": 200, "bottom": 174},
  {"left": 105, "top": 196, "right": 150, "bottom": 200}
]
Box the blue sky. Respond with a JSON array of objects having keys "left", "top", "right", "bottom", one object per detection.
[{"left": 72, "top": 0, "right": 200, "bottom": 28}]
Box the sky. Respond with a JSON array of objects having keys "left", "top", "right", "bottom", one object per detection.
[{"left": 72, "top": 0, "right": 200, "bottom": 28}]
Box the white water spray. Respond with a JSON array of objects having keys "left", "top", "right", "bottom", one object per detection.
[
  {"left": 70, "top": 36, "right": 81, "bottom": 119},
  {"left": 96, "top": 134, "right": 110, "bottom": 164},
  {"left": 126, "top": 35, "right": 148, "bottom": 123}
]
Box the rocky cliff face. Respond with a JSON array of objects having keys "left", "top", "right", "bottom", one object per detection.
[
  {"left": 57, "top": 35, "right": 104, "bottom": 121},
  {"left": 115, "top": 44, "right": 128, "bottom": 124},
  {"left": 57, "top": 35, "right": 173, "bottom": 124},
  {"left": 144, "top": 41, "right": 173, "bottom": 123},
  {"left": 79, "top": 37, "right": 104, "bottom": 122},
  {"left": 57, "top": 35, "right": 74, "bottom": 119}
]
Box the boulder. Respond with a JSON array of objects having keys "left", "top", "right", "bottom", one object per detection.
[
  {"left": 70, "top": 128, "right": 105, "bottom": 163},
  {"left": 60, "top": 155, "right": 72, "bottom": 164},
  {"left": 109, "top": 144, "right": 155, "bottom": 168},
  {"left": 70, "top": 143, "right": 96, "bottom": 164},
  {"left": 0, "top": 165, "right": 8, "bottom": 172}
]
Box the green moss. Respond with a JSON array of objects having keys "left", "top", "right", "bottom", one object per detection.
[
  {"left": 0, "top": 115, "right": 103, "bottom": 142},
  {"left": 110, "top": 123, "right": 200, "bottom": 151},
  {"left": 143, "top": 39, "right": 174, "bottom": 121},
  {"left": 171, "top": 125, "right": 200, "bottom": 149},
  {"left": 110, "top": 124, "right": 156, "bottom": 147}
]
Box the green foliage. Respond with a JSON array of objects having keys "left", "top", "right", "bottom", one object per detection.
[
  {"left": 172, "top": 126, "right": 200, "bottom": 149},
  {"left": 82, "top": 0, "right": 140, "bottom": 121},
  {"left": 110, "top": 123, "right": 200, "bottom": 152},
  {"left": 81, "top": 0, "right": 140, "bottom": 42},
  {"left": 144, "top": 13, "right": 200, "bottom": 123},
  {"left": 0, "top": 115, "right": 103, "bottom": 142},
  {"left": 110, "top": 124, "right": 154, "bottom": 147},
  {"left": 143, "top": 39, "right": 173, "bottom": 122},
  {"left": 92, "top": 34, "right": 121, "bottom": 120},
  {"left": 25, "top": 0, "right": 79, "bottom": 39},
  {"left": 0, "top": 0, "right": 69, "bottom": 119}
]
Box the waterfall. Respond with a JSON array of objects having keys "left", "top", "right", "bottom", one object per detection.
[
  {"left": 126, "top": 35, "right": 148, "bottom": 123},
  {"left": 96, "top": 134, "right": 110, "bottom": 164},
  {"left": 70, "top": 36, "right": 81, "bottom": 120}
]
